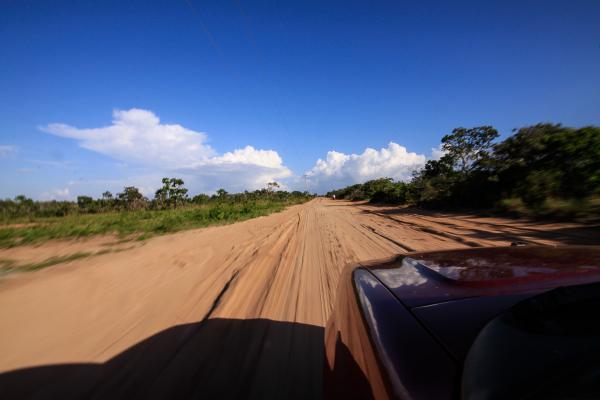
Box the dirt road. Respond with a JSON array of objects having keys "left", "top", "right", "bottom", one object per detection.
[{"left": 0, "top": 198, "right": 598, "bottom": 398}]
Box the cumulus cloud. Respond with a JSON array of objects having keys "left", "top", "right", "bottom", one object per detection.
[
  {"left": 206, "top": 146, "right": 286, "bottom": 169},
  {"left": 0, "top": 145, "right": 18, "bottom": 157},
  {"left": 183, "top": 145, "right": 292, "bottom": 192},
  {"left": 41, "top": 109, "right": 215, "bottom": 169},
  {"left": 40, "top": 187, "right": 70, "bottom": 201},
  {"left": 430, "top": 144, "right": 447, "bottom": 160},
  {"left": 40, "top": 109, "right": 291, "bottom": 193},
  {"left": 305, "top": 142, "right": 427, "bottom": 193}
]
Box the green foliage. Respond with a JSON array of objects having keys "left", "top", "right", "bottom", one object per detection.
[
  {"left": 496, "top": 197, "right": 529, "bottom": 217},
  {"left": 266, "top": 182, "right": 280, "bottom": 194},
  {"left": 491, "top": 124, "right": 600, "bottom": 203},
  {"left": 215, "top": 188, "right": 229, "bottom": 201},
  {"left": 441, "top": 126, "right": 499, "bottom": 172},
  {"left": 191, "top": 194, "right": 210, "bottom": 204},
  {"left": 0, "top": 179, "right": 314, "bottom": 247},
  {"left": 496, "top": 196, "right": 600, "bottom": 221},
  {"left": 117, "top": 186, "right": 147, "bottom": 211},
  {"left": 77, "top": 196, "right": 94, "bottom": 212},
  {"left": 407, "top": 155, "right": 459, "bottom": 206},
  {"left": 154, "top": 178, "right": 189, "bottom": 209},
  {"left": 0, "top": 196, "right": 77, "bottom": 220},
  {"left": 327, "top": 178, "right": 408, "bottom": 204},
  {"left": 328, "top": 123, "right": 600, "bottom": 220},
  {"left": 0, "top": 252, "right": 94, "bottom": 274},
  {"left": 409, "top": 123, "right": 600, "bottom": 217}
]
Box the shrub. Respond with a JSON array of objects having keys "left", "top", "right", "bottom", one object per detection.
[
  {"left": 538, "top": 198, "right": 579, "bottom": 219},
  {"left": 495, "top": 197, "right": 528, "bottom": 217}
]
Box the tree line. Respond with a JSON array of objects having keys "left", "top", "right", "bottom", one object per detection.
[
  {"left": 327, "top": 123, "right": 600, "bottom": 220},
  {"left": 1, "top": 179, "right": 313, "bottom": 220}
]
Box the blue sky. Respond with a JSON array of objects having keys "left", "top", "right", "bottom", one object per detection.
[{"left": 1, "top": 0, "right": 599, "bottom": 198}]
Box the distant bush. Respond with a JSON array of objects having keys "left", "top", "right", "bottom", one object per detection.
[
  {"left": 496, "top": 197, "right": 529, "bottom": 217},
  {"left": 1, "top": 178, "right": 314, "bottom": 223},
  {"left": 192, "top": 194, "right": 210, "bottom": 205},
  {"left": 0, "top": 178, "right": 315, "bottom": 246},
  {"left": 533, "top": 196, "right": 600, "bottom": 221},
  {"left": 327, "top": 178, "right": 408, "bottom": 204}
]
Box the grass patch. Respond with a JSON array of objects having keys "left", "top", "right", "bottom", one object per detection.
[
  {"left": 23, "top": 252, "right": 92, "bottom": 271},
  {"left": 0, "top": 259, "right": 17, "bottom": 271},
  {"left": 0, "top": 199, "right": 307, "bottom": 248},
  {"left": 0, "top": 252, "right": 91, "bottom": 275},
  {"left": 0, "top": 245, "right": 140, "bottom": 275}
]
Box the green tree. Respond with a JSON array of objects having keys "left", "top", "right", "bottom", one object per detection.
[
  {"left": 491, "top": 123, "right": 600, "bottom": 205},
  {"left": 14, "top": 195, "right": 33, "bottom": 205},
  {"left": 266, "top": 182, "right": 280, "bottom": 195},
  {"left": 154, "top": 178, "right": 189, "bottom": 209},
  {"left": 216, "top": 188, "right": 228, "bottom": 201},
  {"left": 192, "top": 194, "right": 210, "bottom": 204},
  {"left": 117, "top": 186, "right": 147, "bottom": 211},
  {"left": 77, "top": 196, "right": 93, "bottom": 211},
  {"left": 406, "top": 126, "right": 499, "bottom": 207},
  {"left": 168, "top": 178, "right": 188, "bottom": 208},
  {"left": 100, "top": 191, "right": 115, "bottom": 211},
  {"left": 441, "top": 126, "right": 499, "bottom": 173},
  {"left": 12, "top": 195, "right": 35, "bottom": 217},
  {"left": 102, "top": 191, "right": 113, "bottom": 201}
]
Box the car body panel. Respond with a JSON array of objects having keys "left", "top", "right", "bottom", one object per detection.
[
  {"left": 325, "top": 246, "right": 600, "bottom": 399},
  {"left": 352, "top": 269, "right": 458, "bottom": 399},
  {"left": 370, "top": 246, "right": 600, "bottom": 308},
  {"left": 324, "top": 266, "right": 458, "bottom": 400},
  {"left": 325, "top": 265, "right": 391, "bottom": 399},
  {"left": 412, "top": 293, "right": 534, "bottom": 361}
]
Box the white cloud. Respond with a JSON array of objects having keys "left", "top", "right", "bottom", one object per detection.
[
  {"left": 40, "top": 187, "right": 70, "bottom": 201},
  {"left": 40, "top": 109, "right": 291, "bottom": 193},
  {"left": 37, "top": 109, "right": 450, "bottom": 196},
  {"left": 179, "top": 146, "right": 292, "bottom": 193},
  {"left": 41, "top": 109, "right": 215, "bottom": 169},
  {"left": 305, "top": 142, "right": 427, "bottom": 193},
  {"left": 430, "top": 145, "right": 447, "bottom": 160},
  {"left": 206, "top": 145, "right": 286, "bottom": 169},
  {"left": 0, "top": 145, "right": 18, "bottom": 157}
]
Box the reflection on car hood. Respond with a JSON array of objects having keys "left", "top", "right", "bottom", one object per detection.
[{"left": 368, "top": 246, "right": 600, "bottom": 308}]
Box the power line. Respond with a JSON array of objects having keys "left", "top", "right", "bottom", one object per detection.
[
  {"left": 302, "top": 174, "right": 310, "bottom": 192},
  {"left": 184, "top": 0, "right": 240, "bottom": 81}
]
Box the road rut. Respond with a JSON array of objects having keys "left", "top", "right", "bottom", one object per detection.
[{"left": 0, "top": 198, "right": 598, "bottom": 398}]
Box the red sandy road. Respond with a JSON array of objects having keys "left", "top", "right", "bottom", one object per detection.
[{"left": 0, "top": 198, "right": 598, "bottom": 398}]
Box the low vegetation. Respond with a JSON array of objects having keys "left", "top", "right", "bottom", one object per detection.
[
  {"left": 0, "top": 181, "right": 313, "bottom": 248},
  {"left": 0, "top": 252, "right": 92, "bottom": 275},
  {"left": 328, "top": 123, "right": 600, "bottom": 221}
]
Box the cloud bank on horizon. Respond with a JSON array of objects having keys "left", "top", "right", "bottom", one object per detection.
[
  {"left": 38, "top": 108, "right": 431, "bottom": 198},
  {"left": 305, "top": 143, "right": 426, "bottom": 193},
  {"left": 41, "top": 109, "right": 293, "bottom": 196}
]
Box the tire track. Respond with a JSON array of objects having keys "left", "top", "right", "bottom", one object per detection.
[{"left": 1, "top": 198, "right": 598, "bottom": 399}]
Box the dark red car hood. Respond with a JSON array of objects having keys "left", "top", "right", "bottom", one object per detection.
[
  {"left": 368, "top": 246, "right": 600, "bottom": 308},
  {"left": 366, "top": 246, "right": 600, "bottom": 361}
]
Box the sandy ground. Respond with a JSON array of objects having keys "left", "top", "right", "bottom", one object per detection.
[
  {"left": 0, "top": 198, "right": 598, "bottom": 398},
  {"left": 0, "top": 235, "right": 143, "bottom": 266}
]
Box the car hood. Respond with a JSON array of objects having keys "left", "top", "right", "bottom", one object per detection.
[
  {"left": 367, "top": 246, "right": 600, "bottom": 308},
  {"left": 365, "top": 246, "right": 600, "bottom": 362}
]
